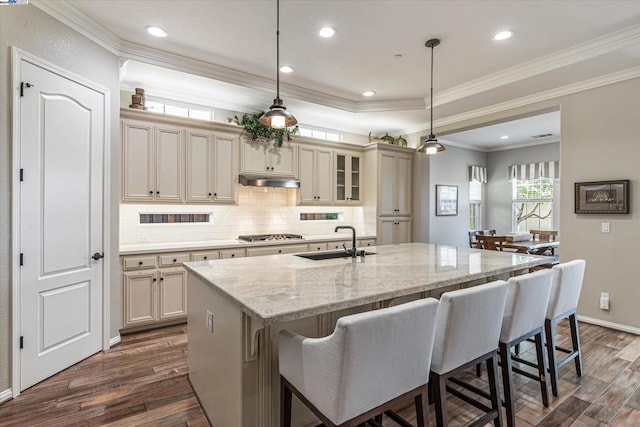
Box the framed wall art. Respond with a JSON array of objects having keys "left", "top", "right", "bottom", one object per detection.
[
  {"left": 436, "top": 185, "right": 458, "bottom": 216},
  {"left": 574, "top": 180, "right": 629, "bottom": 214}
]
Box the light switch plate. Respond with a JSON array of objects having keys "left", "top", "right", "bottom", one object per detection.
[
  {"left": 206, "top": 310, "right": 214, "bottom": 333},
  {"left": 601, "top": 222, "right": 610, "bottom": 233}
]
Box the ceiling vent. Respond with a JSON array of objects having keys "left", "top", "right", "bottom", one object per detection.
[{"left": 531, "top": 133, "right": 554, "bottom": 139}]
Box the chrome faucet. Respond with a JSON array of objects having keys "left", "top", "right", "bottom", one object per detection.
[{"left": 335, "top": 226, "right": 357, "bottom": 258}]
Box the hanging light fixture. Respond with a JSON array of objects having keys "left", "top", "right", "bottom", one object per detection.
[
  {"left": 417, "top": 38, "right": 445, "bottom": 155},
  {"left": 259, "top": 0, "right": 297, "bottom": 129}
]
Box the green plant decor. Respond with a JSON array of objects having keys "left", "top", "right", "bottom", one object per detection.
[{"left": 236, "top": 112, "right": 298, "bottom": 148}]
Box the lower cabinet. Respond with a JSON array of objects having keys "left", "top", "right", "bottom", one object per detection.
[{"left": 378, "top": 217, "right": 411, "bottom": 245}]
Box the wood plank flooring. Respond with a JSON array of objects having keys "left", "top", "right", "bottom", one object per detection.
[{"left": 1, "top": 321, "right": 640, "bottom": 426}]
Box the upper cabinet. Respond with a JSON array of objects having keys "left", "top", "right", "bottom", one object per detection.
[
  {"left": 334, "top": 151, "right": 362, "bottom": 204},
  {"left": 240, "top": 139, "right": 297, "bottom": 177},
  {"left": 378, "top": 151, "right": 412, "bottom": 216},
  {"left": 122, "top": 119, "right": 184, "bottom": 202},
  {"left": 121, "top": 111, "right": 239, "bottom": 204},
  {"left": 299, "top": 146, "right": 333, "bottom": 204},
  {"left": 185, "top": 129, "right": 238, "bottom": 204}
]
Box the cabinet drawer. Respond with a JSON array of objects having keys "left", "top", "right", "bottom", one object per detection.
[
  {"left": 123, "top": 255, "right": 157, "bottom": 270},
  {"left": 220, "top": 249, "right": 246, "bottom": 259},
  {"left": 191, "top": 251, "right": 220, "bottom": 262},
  {"left": 247, "top": 244, "right": 308, "bottom": 257},
  {"left": 308, "top": 243, "right": 328, "bottom": 251},
  {"left": 358, "top": 239, "right": 376, "bottom": 247},
  {"left": 159, "top": 253, "right": 190, "bottom": 267},
  {"left": 327, "top": 241, "right": 350, "bottom": 251}
]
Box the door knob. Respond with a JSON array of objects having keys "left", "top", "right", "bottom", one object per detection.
[{"left": 92, "top": 252, "right": 104, "bottom": 261}]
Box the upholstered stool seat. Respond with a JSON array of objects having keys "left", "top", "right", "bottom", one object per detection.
[
  {"left": 429, "top": 280, "right": 508, "bottom": 427},
  {"left": 279, "top": 298, "right": 439, "bottom": 427}
]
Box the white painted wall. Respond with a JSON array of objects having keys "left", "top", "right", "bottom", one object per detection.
[{"left": 0, "top": 5, "right": 120, "bottom": 393}]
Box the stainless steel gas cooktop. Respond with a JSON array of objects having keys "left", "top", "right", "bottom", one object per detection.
[{"left": 237, "top": 234, "right": 304, "bottom": 242}]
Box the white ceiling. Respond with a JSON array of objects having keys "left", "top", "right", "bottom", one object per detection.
[{"left": 34, "top": 0, "right": 640, "bottom": 149}]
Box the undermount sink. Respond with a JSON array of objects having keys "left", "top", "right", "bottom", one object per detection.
[{"left": 295, "top": 250, "right": 376, "bottom": 261}]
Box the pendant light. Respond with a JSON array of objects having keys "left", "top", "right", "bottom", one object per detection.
[
  {"left": 417, "top": 38, "right": 445, "bottom": 155},
  {"left": 259, "top": 0, "right": 297, "bottom": 129}
]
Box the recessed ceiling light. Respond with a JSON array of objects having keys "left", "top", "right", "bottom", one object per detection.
[
  {"left": 493, "top": 30, "right": 513, "bottom": 41},
  {"left": 279, "top": 65, "right": 294, "bottom": 73},
  {"left": 146, "top": 25, "right": 168, "bottom": 38},
  {"left": 362, "top": 91, "right": 376, "bottom": 97},
  {"left": 318, "top": 26, "right": 336, "bottom": 38},
  {"left": 500, "top": 135, "right": 509, "bottom": 140}
]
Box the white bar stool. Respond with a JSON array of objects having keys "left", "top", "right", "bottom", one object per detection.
[
  {"left": 429, "top": 280, "right": 508, "bottom": 427},
  {"left": 546, "top": 259, "right": 586, "bottom": 396},
  {"left": 499, "top": 269, "right": 554, "bottom": 426},
  {"left": 279, "top": 298, "right": 439, "bottom": 427}
]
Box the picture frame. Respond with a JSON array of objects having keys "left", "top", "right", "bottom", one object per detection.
[
  {"left": 574, "top": 180, "right": 630, "bottom": 214},
  {"left": 436, "top": 185, "right": 458, "bottom": 216}
]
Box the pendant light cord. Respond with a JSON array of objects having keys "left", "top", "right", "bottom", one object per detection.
[
  {"left": 429, "top": 43, "right": 434, "bottom": 136},
  {"left": 276, "top": 0, "right": 280, "bottom": 99}
]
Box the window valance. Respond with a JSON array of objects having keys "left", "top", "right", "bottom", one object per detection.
[
  {"left": 509, "top": 161, "right": 559, "bottom": 181},
  {"left": 469, "top": 165, "right": 487, "bottom": 183}
]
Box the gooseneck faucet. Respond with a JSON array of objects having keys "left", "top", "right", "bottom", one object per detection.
[{"left": 335, "top": 226, "right": 357, "bottom": 258}]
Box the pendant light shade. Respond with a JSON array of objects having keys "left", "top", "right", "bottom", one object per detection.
[
  {"left": 417, "top": 38, "right": 444, "bottom": 155},
  {"left": 260, "top": 0, "right": 297, "bottom": 129}
]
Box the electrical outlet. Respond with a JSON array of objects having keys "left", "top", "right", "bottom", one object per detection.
[
  {"left": 601, "top": 222, "right": 610, "bottom": 233},
  {"left": 206, "top": 310, "right": 214, "bottom": 333},
  {"left": 600, "top": 292, "right": 610, "bottom": 310}
]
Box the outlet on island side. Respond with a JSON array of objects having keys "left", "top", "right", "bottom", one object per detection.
[
  {"left": 600, "top": 292, "right": 610, "bottom": 310},
  {"left": 206, "top": 310, "right": 214, "bottom": 333}
]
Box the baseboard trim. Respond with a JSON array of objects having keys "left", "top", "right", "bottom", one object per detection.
[
  {"left": 0, "top": 388, "right": 13, "bottom": 405},
  {"left": 578, "top": 315, "right": 640, "bottom": 336},
  {"left": 109, "top": 334, "right": 122, "bottom": 348}
]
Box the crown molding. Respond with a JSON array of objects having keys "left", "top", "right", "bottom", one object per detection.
[
  {"left": 433, "top": 24, "right": 640, "bottom": 108},
  {"left": 30, "top": 0, "right": 121, "bottom": 55},
  {"left": 404, "top": 66, "right": 640, "bottom": 136}
]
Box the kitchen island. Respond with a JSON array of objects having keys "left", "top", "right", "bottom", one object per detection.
[{"left": 184, "top": 243, "right": 549, "bottom": 427}]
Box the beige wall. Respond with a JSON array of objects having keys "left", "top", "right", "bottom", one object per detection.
[
  {"left": 0, "top": 5, "right": 120, "bottom": 394},
  {"left": 415, "top": 77, "right": 640, "bottom": 331}
]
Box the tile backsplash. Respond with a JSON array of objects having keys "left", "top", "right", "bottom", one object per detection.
[{"left": 120, "top": 186, "right": 374, "bottom": 244}]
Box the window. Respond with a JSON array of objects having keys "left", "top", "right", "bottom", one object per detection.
[
  {"left": 298, "top": 125, "right": 343, "bottom": 142},
  {"left": 469, "top": 181, "right": 482, "bottom": 230},
  {"left": 512, "top": 177, "right": 555, "bottom": 232},
  {"left": 141, "top": 98, "right": 213, "bottom": 121}
]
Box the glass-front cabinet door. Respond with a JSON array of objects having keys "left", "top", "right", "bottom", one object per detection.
[{"left": 334, "top": 151, "right": 361, "bottom": 204}]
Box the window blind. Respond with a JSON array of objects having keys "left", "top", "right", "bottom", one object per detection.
[
  {"left": 469, "top": 165, "right": 487, "bottom": 183},
  {"left": 509, "top": 161, "right": 559, "bottom": 181}
]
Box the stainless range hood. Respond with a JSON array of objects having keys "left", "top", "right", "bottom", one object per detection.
[{"left": 238, "top": 174, "right": 300, "bottom": 189}]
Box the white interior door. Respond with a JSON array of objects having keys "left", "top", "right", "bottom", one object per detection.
[{"left": 18, "top": 58, "right": 105, "bottom": 391}]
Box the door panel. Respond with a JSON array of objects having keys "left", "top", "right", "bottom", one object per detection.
[
  {"left": 396, "top": 155, "right": 412, "bottom": 216},
  {"left": 185, "top": 130, "right": 212, "bottom": 202},
  {"left": 213, "top": 133, "right": 237, "bottom": 202},
  {"left": 19, "top": 59, "right": 104, "bottom": 391},
  {"left": 378, "top": 153, "right": 396, "bottom": 216},
  {"left": 160, "top": 268, "right": 187, "bottom": 319},
  {"left": 155, "top": 126, "right": 183, "bottom": 201},
  {"left": 316, "top": 148, "right": 333, "bottom": 203},
  {"left": 124, "top": 271, "right": 157, "bottom": 326},
  {"left": 122, "top": 121, "right": 153, "bottom": 201}
]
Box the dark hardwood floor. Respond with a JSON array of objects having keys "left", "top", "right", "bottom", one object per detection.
[{"left": 1, "top": 320, "right": 639, "bottom": 426}]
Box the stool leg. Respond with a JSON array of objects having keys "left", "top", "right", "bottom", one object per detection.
[
  {"left": 499, "top": 342, "right": 515, "bottom": 427},
  {"left": 430, "top": 372, "right": 448, "bottom": 427},
  {"left": 545, "top": 318, "right": 559, "bottom": 397},
  {"left": 569, "top": 313, "right": 583, "bottom": 377},
  {"left": 487, "top": 353, "right": 503, "bottom": 427},
  {"left": 415, "top": 385, "right": 429, "bottom": 427},
  {"left": 534, "top": 331, "right": 550, "bottom": 407},
  {"left": 281, "top": 378, "right": 292, "bottom": 427}
]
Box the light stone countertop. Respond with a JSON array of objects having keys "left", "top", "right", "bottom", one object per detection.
[
  {"left": 119, "top": 234, "right": 377, "bottom": 255},
  {"left": 184, "top": 242, "right": 550, "bottom": 326}
]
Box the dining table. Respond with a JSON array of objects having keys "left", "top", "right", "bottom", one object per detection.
[{"left": 503, "top": 238, "right": 559, "bottom": 255}]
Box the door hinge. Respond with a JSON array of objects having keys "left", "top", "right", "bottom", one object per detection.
[
  {"left": 20, "top": 168, "right": 24, "bottom": 182},
  {"left": 20, "top": 336, "right": 24, "bottom": 349},
  {"left": 20, "top": 82, "right": 34, "bottom": 97},
  {"left": 20, "top": 253, "right": 23, "bottom": 266}
]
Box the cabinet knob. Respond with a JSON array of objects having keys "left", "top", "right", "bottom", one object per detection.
[
  {"left": 278, "top": 249, "right": 282, "bottom": 253},
  {"left": 149, "top": 190, "right": 153, "bottom": 195},
  {"left": 208, "top": 193, "right": 212, "bottom": 196},
  {"left": 156, "top": 191, "right": 160, "bottom": 195},
  {"left": 160, "top": 277, "right": 164, "bottom": 281},
  {"left": 153, "top": 278, "right": 157, "bottom": 282},
  {"left": 203, "top": 256, "right": 208, "bottom": 260},
  {"left": 173, "top": 258, "right": 177, "bottom": 263},
  {"left": 138, "top": 261, "right": 143, "bottom": 265},
  {"left": 214, "top": 193, "right": 217, "bottom": 197},
  {"left": 231, "top": 253, "right": 235, "bottom": 257}
]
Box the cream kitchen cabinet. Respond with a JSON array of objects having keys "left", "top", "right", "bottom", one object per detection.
[
  {"left": 378, "top": 217, "right": 412, "bottom": 245},
  {"left": 299, "top": 146, "right": 333, "bottom": 204},
  {"left": 122, "top": 119, "right": 184, "bottom": 202},
  {"left": 185, "top": 129, "right": 238, "bottom": 203},
  {"left": 378, "top": 151, "right": 412, "bottom": 216},
  {"left": 246, "top": 244, "right": 308, "bottom": 257},
  {"left": 334, "top": 151, "right": 362, "bottom": 204},
  {"left": 121, "top": 252, "right": 188, "bottom": 330},
  {"left": 240, "top": 139, "right": 297, "bottom": 177}
]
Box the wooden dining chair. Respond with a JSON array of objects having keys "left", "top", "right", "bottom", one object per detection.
[
  {"left": 469, "top": 230, "right": 497, "bottom": 249},
  {"left": 530, "top": 229, "right": 558, "bottom": 242},
  {"left": 478, "top": 235, "right": 528, "bottom": 253}
]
